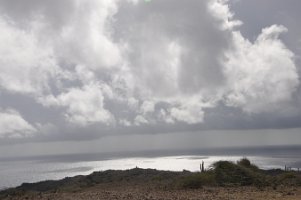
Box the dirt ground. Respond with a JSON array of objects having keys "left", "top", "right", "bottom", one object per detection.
[{"left": 3, "top": 185, "right": 301, "bottom": 200}]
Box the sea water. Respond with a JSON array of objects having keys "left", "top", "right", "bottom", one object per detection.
[{"left": 1, "top": 146, "right": 301, "bottom": 189}]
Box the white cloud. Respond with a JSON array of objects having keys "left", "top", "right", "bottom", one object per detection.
[
  {"left": 108, "top": 0, "right": 232, "bottom": 125},
  {"left": 140, "top": 101, "right": 155, "bottom": 114},
  {"left": 0, "top": 0, "right": 121, "bottom": 97},
  {"left": 0, "top": 0, "right": 121, "bottom": 127},
  {"left": 119, "top": 119, "right": 131, "bottom": 127},
  {"left": 134, "top": 115, "right": 148, "bottom": 126},
  {"left": 127, "top": 98, "right": 139, "bottom": 110},
  {"left": 170, "top": 107, "right": 203, "bottom": 124},
  {"left": 41, "top": 83, "right": 115, "bottom": 126},
  {"left": 168, "top": 97, "right": 214, "bottom": 124},
  {"left": 0, "top": 109, "right": 36, "bottom": 138},
  {"left": 158, "top": 109, "right": 175, "bottom": 124},
  {"left": 0, "top": 0, "right": 300, "bottom": 141},
  {"left": 224, "top": 25, "right": 299, "bottom": 113},
  {"left": 0, "top": 17, "right": 58, "bottom": 95},
  {"left": 55, "top": 0, "right": 121, "bottom": 71},
  {"left": 1, "top": 0, "right": 227, "bottom": 129},
  {"left": 208, "top": 0, "right": 242, "bottom": 30}
]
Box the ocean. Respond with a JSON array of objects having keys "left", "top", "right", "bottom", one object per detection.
[{"left": 1, "top": 145, "right": 301, "bottom": 189}]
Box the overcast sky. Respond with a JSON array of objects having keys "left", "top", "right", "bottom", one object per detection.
[{"left": 0, "top": 0, "right": 300, "bottom": 156}]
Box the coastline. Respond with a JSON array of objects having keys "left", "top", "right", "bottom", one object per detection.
[
  {"left": 1, "top": 159, "right": 301, "bottom": 200},
  {"left": 1, "top": 145, "right": 301, "bottom": 189}
]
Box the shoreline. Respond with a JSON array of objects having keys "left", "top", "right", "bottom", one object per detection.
[
  {"left": 1, "top": 151, "right": 301, "bottom": 189},
  {"left": 1, "top": 158, "right": 301, "bottom": 200}
]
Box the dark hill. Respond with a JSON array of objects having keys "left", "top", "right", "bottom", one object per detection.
[{"left": 1, "top": 159, "right": 301, "bottom": 199}]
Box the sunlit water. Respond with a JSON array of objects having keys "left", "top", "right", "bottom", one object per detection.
[{"left": 1, "top": 146, "right": 301, "bottom": 189}]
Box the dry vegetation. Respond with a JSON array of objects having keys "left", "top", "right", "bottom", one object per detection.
[{"left": 1, "top": 158, "right": 301, "bottom": 200}]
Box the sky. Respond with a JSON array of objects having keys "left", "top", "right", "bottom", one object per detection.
[{"left": 0, "top": 0, "right": 301, "bottom": 157}]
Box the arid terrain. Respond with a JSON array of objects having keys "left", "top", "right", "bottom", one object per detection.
[
  {"left": 2, "top": 184, "right": 301, "bottom": 200},
  {"left": 1, "top": 159, "right": 301, "bottom": 200}
]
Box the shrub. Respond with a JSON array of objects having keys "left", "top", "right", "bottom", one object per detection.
[
  {"left": 178, "top": 172, "right": 216, "bottom": 189},
  {"left": 237, "top": 158, "right": 259, "bottom": 171},
  {"left": 237, "top": 158, "right": 251, "bottom": 167},
  {"left": 213, "top": 161, "right": 259, "bottom": 186}
]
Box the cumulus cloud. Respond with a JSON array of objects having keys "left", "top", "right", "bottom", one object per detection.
[
  {"left": 114, "top": 0, "right": 230, "bottom": 97},
  {"left": 53, "top": 0, "right": 121, "bottom": 71},
  {"left": 0, "top": 0, "right": 300, "bottom": 141},
  {"left": 140, "top": 101, "right": 155, "bottom": 115},
  {"left": 41, "top": 83, "right": 115, "bottom": 126},
  {"left": 0, "top": 0, "right": 121, "bottom": 70},
  {"left": 0, "top": 0, "right": 120, "bottom": 127},
  {"left": 170, "top": 103, "right": 206, "bottom": 124},
  {"left": 0, "top": 109, "right": 36, "bottom": 138},
  {"left": 224, "top": 25, "right": 299, "bottom": 113},
  {"left": 208, "top": 0, "right": 242, "bottom": 30},
  {"left": 134, "top": 115, "right": 148, "bottom": 126},
  {"left": 0, "top": 17, "right": 58, "bottom": 95}
]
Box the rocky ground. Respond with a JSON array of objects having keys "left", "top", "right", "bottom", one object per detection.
[
  {"left": 2, "top": 185, "right": 301, "bottom": 200},
  {"left": 1, "top": 159, "right": 301, "bottom": 200}
]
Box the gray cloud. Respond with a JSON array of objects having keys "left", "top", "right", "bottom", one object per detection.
[
  {"left": 0, "top": 108, "right": 36, "bottom": 138},
  {"left": 0, "top": 0, "right": 300, "bottom": 143},
  {"left": 114, "top": 0, "right": 230, "bottom": 96}
]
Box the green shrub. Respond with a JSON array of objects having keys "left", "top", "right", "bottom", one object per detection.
[
  {"left": 277, "top": 172, "right": 301, "bottom": 186},
  {"left": 237, "top": 158, "right": 260, "bottom": 171},
  {"left": 178, "top": 172, "right": 215, "bottom": 189},
  {"left": 237, "top": 158, "right": 251, "bottom": 167},
  {"left": 179, "top": 174, "right": 203, "bottom": 189},
  {"left": 213, "top": 161, "right": 259, "bottom": 186}
]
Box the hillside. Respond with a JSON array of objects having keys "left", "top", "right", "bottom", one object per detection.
[{"left": 1, "top": 159, "right": 301, "bottom": 200}]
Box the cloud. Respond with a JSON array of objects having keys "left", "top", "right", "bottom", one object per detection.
[
  {"left": 224, "top": 25, "right": 299, "bottom": 113},
  {"left": 0, "top": 108, "right": 36, "bottom": 138},
  {"left": 0, "top": 0, "right": 121, "bottom": 93},
  {"left": 53, "top": 0, "right": 121, "bottom": 71},
  {"left": 0, "top": 0, "right": 120, "bottom": 127},
  {"left": 114, "top": 0, "right": 230, "bottom": 97},
  {"left": 41, "top": 83, "right": 115, "bottom": 126},
  {"left": 0, "top": 17, "right": 58, "bottom": 95},
  {"left": 0, "top": 0, "right": 300, "bottom": 142},
  {"left": 140, "top": 101, "right": 155, "bottom": 115},
  {"left": 170, "top": 104, "right": 205, "bottom": 124},
  {"left": 0, "top": 0, "right": 121, "bottom": 71},
  {"left": 208, "top": 0, "right": 243, "bottom": 30},
  {"left": 134, "top": 115, "right": 148, "bottom": 126}
]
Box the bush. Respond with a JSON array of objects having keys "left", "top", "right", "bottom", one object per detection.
[
  {"left": 237, "top": 158, "right": 259, "bottom": 171},
  {"left": 277, "top": 172, "right": 301, "bottom": 186},
  {"left": 213, "top": 161, "right": 258, "bottom": 186},
  {"left": 179, "top": 174, "right": 204, "bottom": 189},
  {"left": 178, "top": 172, "right": 216, "bottom": 189},
  {"left": 178, "top": 159, "right": 266, "bottom": 188},
  {"left": 237, "top": 158, "right": 251, "bottom": 167}
]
